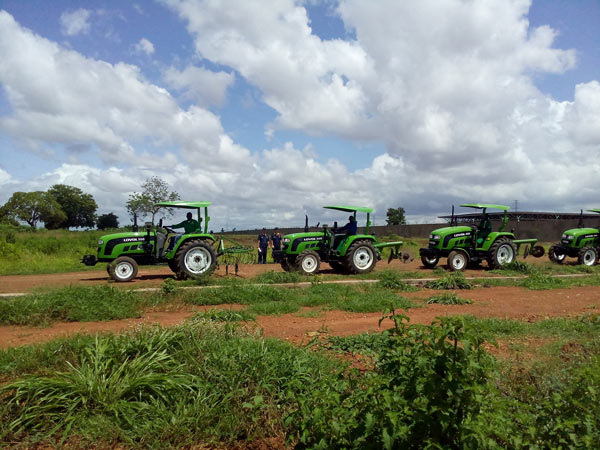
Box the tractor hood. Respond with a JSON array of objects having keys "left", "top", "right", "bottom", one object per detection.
[
  {"left": 429, "top": 225, "right": 473, "bottom": 239},
  {"left": 562, "top": 227, "right": 599, "bottom": 240},
  {"left": 282, "top": 231, "right": 324, "bottom": 243},
  {"left": 97, "top": 230, "right": 149, "bottom": 245}
]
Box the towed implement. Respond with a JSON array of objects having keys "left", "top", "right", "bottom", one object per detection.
[
  {"left": 419, "top": 203, "right": 545, "bottom": 271},
  {"left": 82, "top": 201, "right": 251, "bottom": 282},
  {"left": 548, "top": 209, "right": 600, "bottom": 266},
  {"left": 274, "top": 205, "right": 412, "bottom": 275}
]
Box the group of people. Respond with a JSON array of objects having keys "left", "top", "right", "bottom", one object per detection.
[
  {"left": 256, "top": 215, "right": 357, "bottom": 264},
  {"left": 257, "top": 227, "right": 282, "bottom": 264}
]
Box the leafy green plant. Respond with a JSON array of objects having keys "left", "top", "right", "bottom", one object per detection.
[
  {"left": 252, "top": 270, "right": 302, "bottom": 284},
  {"left": 425, "top": 271, "right": 472, "bottom": 290},
  {"left": 519, "top": 268, "right": 565, "bottom": 290},
  {"left": 426, "top": 292, "right": 472, "bottom": 305}
]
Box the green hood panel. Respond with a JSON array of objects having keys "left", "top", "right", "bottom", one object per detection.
[{"left": 430, "top": 225, "right": 472, "bottom": 236}]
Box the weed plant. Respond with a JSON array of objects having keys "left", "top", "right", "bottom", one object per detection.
[
  {"left": 191, "top": 308, "right": 256, "bottom": 322},
  {"left": 425, "top": 271, "right": 472, "bottom": 290},
  {"left": 376, "top": 269, "right": 419, "bottom": 291},
  {"left": 252, "top": 270, "right": 303, "bottom": 284},
  {"left": 426, "top": 292, "right": 473, "bottom": 305}
]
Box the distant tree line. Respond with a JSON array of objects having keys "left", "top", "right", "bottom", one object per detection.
[
  {"left": 0, "top": 184, "right": 118, "bottom": 230},
  {"left": 0, "top": 177, "right": 180, "bottom": 230}
]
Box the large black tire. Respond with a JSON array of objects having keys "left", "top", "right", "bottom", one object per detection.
[
  {"left": 168, "top": 259, "right": 180, "bottom": 274},
  {"left": 175, "top": 240, "right": 217, "bottom": 279},
  {"left": 578, "top": 246, "right": 597, "bottom": 266},
  {"left": 548, "top": 245, "right": 566, "bottom": 264},
  {"left": 108, "top": 256, "right": 138, "bottom": 282},
  {"left": 487, "top": 238, "right": 517, "bottom": 269},
  {"left": 296, "top": 250, "right": 321, "bottom": 275},
  {"left": 420, "top": 254, "right": 439, "bottom": 269},
  {"left": 281, "top": 257, "right": 296, "bottom": 272},
  {"left": 329, "top": 261, "right": 348, "bottom": 274},
  {"left": 343, "top": 240, "right": 377, "bottom": 274},
  {"left": 447, "top": 250, "right": 468, "bottom": 272}
]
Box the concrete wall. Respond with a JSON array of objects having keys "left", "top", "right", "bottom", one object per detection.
[{"left": 222, "top": 218, "right": 599, "bottom": 242}]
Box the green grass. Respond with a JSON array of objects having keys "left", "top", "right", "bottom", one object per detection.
[
  {"left": 426, "top": 292, "right": 472, "bottom": 305},
  {"left": 0, "top": 285, "right": 162, "bottom": 326},
  {"left": 424, "top": 271, "right": 473, "bottom": 289},
  {"left": 191, "top": 308, "right": 256, "bottom": 322}
]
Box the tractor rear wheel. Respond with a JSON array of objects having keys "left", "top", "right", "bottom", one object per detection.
[
  {"left": 168, "top": 259, "right": 180, "bottom": 274},
  {"left": 420, "top": 254, "right": 439, "bottom": 269},
  {"left": 487, "top": 238, "right": 516, "bottom": 269},
  {"left": 329, "top": 261, "right": 348, "bottom": 274},
  {"left": 296, "top": 250, "right": 320, "bottom": 275},
  {"left": 344, "top": 241, "right": 377, "bottom": 274},
  {"left": 578, "top": 247, "right": 597, "bottom": 266},
  {"left": 108, "top": 256, "right": 138, "bottom": 282},
  {"left": 175, "top": 240, "right": 217, "bottom": 279},
  {"left": 447, "top": 250, "right": 468, "bottom": 271},
  {"left": 548, "top": 245, "right": 566, "bottom": 264}
]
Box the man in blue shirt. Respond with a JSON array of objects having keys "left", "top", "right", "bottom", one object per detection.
[
  {"left": 337, "top": 215, "right": 357, "bottom": 235},
  {"left": 257, "top": 228, "right": 269, "bottom": 264},
  {"left": 271, "top": 227, "right": 282, "bottom": 263}
]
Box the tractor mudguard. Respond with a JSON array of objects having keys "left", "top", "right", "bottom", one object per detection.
[
  {"left": 336, "top": 235, "right": 376, "bottom": 256},
  {"left": 476, "top": 232, "right": 515, "bottom": 251}
]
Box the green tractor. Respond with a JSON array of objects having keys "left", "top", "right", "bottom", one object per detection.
[
  {"left": 275, "top": 205, "right": 411, "bottom": 275},
  {"left": 82, "top": 201, "right": 244, "bottom": 282},
  {"left": 419, "top": 203, "right": 545, "bottom": 271},
  {"left": 548, "top": 209, "right": 600, "bottom": 266}
]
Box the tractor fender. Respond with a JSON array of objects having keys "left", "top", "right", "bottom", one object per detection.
[
  {"left": 337, "top": 235, "right": 377, "bottom": 256},
  {"left": 477, "top": 232, "right": 514, "bottom": 252}
]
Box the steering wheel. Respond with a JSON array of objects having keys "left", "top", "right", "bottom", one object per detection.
[{"left": 163, "top": 225, "right": 175, "bottom": 234}]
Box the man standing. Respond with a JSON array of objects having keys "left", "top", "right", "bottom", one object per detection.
[
  {"left": 271, "top": 227, "right": 282, "bottom": 263},
  {"left": 257, "top": 228, "right": 269, "bottom": 264}
]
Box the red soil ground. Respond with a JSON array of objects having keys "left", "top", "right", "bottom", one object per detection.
[{"left": 0, "top": 259, "right": 598, "bottom": 349}]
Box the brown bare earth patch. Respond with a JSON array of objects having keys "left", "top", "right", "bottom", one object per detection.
[{"left": 0, "top": 280, "right": 598, "bottom": 349}]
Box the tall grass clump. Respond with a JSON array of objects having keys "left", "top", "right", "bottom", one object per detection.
[
  {"left": 376, "top": 270, "right": 419, "bottom": 291},
  {"left": 425, "top": 271, "right": 472, "bottom": 290},
  {"left": 519, "top": 268, "right": 565, "bottom": 290},
  {"left": 252, "top": 270, "right": 303, "bottom": 284},
  {"left": 426, "top": 292, "right": 473, "bottom": 305},
  {"left": 0, "top": 285, "right": 147, "bottom": 326},
  {"left": 0, "top": 321, "right": 345, "bottom": 448}
]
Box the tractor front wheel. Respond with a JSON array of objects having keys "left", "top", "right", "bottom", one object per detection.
[
  {"left": 296, "top": 250, "right": 320, "bottom": 275},
  {"left": 281, "top": 257, "right": 296, "bottom": 272},
  {"left": 108, "top": 256, "right": 139, "bottom": 282},
  {"left": 488, "top": 238, "right": 516, "bottom": 269},
  {"left": 420, "top": 254, "right": 439, "bottom": 269},
  {"left": 548, "top": 245, "right": 566, "bottom": 264},
  {"left": 447, "top": 250, "right": 468, "bottom": 272},
  {"left": 175, "top": 240, "right": 217, "bottom": 279},
  {"left": 344, "top": 241, "right": 377, "bottom": 274},
  {"left": 578, "top": 247, "right": 597, "bottom": 266}
]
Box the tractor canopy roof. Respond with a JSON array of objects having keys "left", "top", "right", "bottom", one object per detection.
[
  {"left": 588, "top": 209, "right": 600, "bottom": 214},
  {"left": 323, "top": 205, "right": 373, "bottom": 214},
  {"left": 155, "top": 201, "right": 211, "bottom": 209},
  {"left": 460, "top": 203, "right": 510, "bottom": 211}
]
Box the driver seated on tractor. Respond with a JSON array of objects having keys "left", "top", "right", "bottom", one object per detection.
[
  {"left": 337, "top": 215, "right": 358, "bottom": 236},
  {"left": 476, "top": 213, "right": 492, "bottom": 243},
  {"left": 167, "top": 212, "right": 201, "bottom": 251}
]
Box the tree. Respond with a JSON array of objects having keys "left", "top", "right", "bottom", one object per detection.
[
  {"left": 386, "top": 207, "right": 406, "bottom": 226},
  {"left": 2, "top": 191, "right": 66, "bottom": 229},
  {"left": 126, "top": 176, "right": 180, "bottom": 223},
  {"left": 46, "top": 184, "right": 98, "bottom": 229},
  {"left": 97, "top": 212, "right": 119, "bottom": 230}
]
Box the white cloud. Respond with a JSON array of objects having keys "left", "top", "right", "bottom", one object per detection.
[
  {"left": 164, "top": 65, "right": 234, "bottom": 106},
  {"left": 60, "top": 9, "right": 92, "bottom": 36},
  {"left": 134, "top": 37, "right": 155, "bottom": 55}
]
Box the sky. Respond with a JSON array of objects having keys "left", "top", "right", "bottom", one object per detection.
[{"left": 0, "top": 0, "right": 599, "bottom": 230}]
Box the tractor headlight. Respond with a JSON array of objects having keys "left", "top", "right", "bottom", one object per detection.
[
  {"left": 568, "top": 235, "right": 574, "bottom": 240},
  {"left": 98, "top": 239, "right": 104, "bottom": 245},
  {"left": 430, "top": 234, "right": 441, "bottom": 240},
  {"left": 283, "top": 238, "right": 291, "bottom": 243}
]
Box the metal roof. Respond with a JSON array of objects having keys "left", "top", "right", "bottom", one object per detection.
[
  {"left": 459, "top": 203, "right": 510, "bottom": 211},
  {"left": 323, "top": 205, "right": 373, "bottom": 213},
  {"left": 439, "top": 211, "right": 600, "bottom": 222},
  {"left": 155, "top": 201, "right": 212, "bottom": 209}
]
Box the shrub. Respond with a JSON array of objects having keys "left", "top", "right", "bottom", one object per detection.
[{"left": 425, "top": 271, "right": 472, "bottom": 290}]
